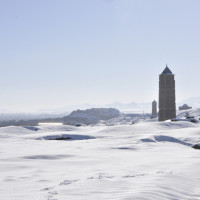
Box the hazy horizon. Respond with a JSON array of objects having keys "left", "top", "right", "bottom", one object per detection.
[
  {"left": 1, "top": 95, "right": 200, "bottom": 113},
  {"left": 1, "top": 0, "right": 200, "bottom": 112}
]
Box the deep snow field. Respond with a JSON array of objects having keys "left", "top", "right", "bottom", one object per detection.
[{"left": 1, "top": 120, "right": 200, "bottom": 200}]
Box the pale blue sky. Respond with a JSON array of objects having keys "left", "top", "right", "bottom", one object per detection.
[{"left": 1, "top": 0, "right": 200, "bottom": 112}]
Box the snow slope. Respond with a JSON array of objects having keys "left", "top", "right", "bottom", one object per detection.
[
  {"left": 177, "top": 108, "right": 200, "bottom": 119},
  {"left": 1, "top": 121, "right": 200, "bottom": 200}
]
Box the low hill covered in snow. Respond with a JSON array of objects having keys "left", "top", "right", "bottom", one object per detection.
[
  {"left": 0, "top": 108, "right": 122, "bottom": 127},
  {"left": 62, "top": 108, "right": 121, "bottom": 125}
]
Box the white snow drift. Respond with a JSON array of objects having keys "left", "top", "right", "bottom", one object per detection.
[{"left": 1, "top": 120, "right": 200, "bottom": 200}]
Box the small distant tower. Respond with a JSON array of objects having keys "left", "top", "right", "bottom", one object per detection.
[
  {"left": 151, "top": 100, "right": 157, "bottom": 118},
  {"left": 158, "top": 65, "right": 176, "bottom": 121}
]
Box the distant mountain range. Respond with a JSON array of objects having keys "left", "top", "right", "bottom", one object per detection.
[
  {"left": 44, "top": 97, "right": 200, "bottom": 113},
  {"left": 36, "top": 102, "right": 152, "bottom": 113},
  {"left": 105, "top": 102, "right": 151, "bottom": 112},
  {"left": 178, "top": 96, "right": 200, "bottom": 108}
]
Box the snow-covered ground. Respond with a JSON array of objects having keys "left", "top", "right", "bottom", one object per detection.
[
  {"left": 177, "top": 108, "right": 200, "bottom": 119},
  {"left": 1, "top": 120, "right": 200, "bottom": 200}
]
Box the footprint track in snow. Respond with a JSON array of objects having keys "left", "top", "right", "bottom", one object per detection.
[
  {"left": 41, "top": 178, "right": 80, "bottom": 199},
  {"left": 59, "top": 179, "right": 79, "bottom": 185}
]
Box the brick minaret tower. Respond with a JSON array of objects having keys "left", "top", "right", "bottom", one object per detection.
[{"left": 158, "top": 65, "right": 176, "bottom": 121}]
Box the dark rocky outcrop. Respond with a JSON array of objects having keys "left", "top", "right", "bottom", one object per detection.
[
  {"left": 192, "top": 144, "right": 200, "bottom": 149},
  {"left": 48, "top": 137, "right": 71, "bottom": 140}
]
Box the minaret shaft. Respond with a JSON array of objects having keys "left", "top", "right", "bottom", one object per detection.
[{"left": 158, "top": 67, "right": 176, "bottom": 121}]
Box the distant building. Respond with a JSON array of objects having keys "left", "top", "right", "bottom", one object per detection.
[
  {"left": 179, "top": 104, "right": 192, "bottom": 111},
  {"left": 151, "top": 100, "right": 157, "bottom": 118},
  {"left": 158, "top": 65, "right": 176, "bottom": 121}
]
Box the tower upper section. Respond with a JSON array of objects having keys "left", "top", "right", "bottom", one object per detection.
[{"left": 160, "top": 65, "right": 174, "bottom": 75}]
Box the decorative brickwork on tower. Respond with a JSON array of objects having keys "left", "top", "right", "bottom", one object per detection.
[{"left": 158, "top": 66, "right": 176, "bottom": 121}]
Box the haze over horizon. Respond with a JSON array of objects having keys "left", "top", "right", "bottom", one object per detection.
[{"left": 1, "top": 0, "right": 200, "bottom": 112}]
